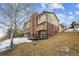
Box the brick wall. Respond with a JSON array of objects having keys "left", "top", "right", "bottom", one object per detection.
[
  {"left": 30, "top": 13, "right": 38, "bottom": 38},
  {"left": 47, "top": 23, "right": 59, "bottom": 36}
]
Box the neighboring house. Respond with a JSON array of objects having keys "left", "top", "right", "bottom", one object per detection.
[
  {"left": 24, "top": 20, "right": 31, "bottom": 37},
  {"left": 15, "top": 28, "right": 24, "bottom": 37},
  {"left": 65, "top": 23, "right": 79, "bottom": 32},
  {"left": 74, "top": 24, "right": 79, "bottom": 28},
  {"left": 73, "top": 23, "right": 79, "bottom": 32},
  {"left": 25, "top": 11, "right": 62, "bottom": 39}
]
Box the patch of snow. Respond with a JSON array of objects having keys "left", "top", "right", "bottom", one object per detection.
[
  {"left": 13, "top": 37, "right": 32, "bottom": 44},
  {"left": 65, "top": 28, "right": 79, "bottom": 32},
  {"left": 0, "top": 37, "right": 32, "bottom": 52},
  {"left": 65, "top": 29, "right": 74, "bottom": 32}
]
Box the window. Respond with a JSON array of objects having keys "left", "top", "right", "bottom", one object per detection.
[{"left": 38, "top": 14, "right": 46, "bottom": 24}]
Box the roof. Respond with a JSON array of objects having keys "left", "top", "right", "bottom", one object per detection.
[{"left": 37, "top": 11, "right": 59, "bottom": 21}]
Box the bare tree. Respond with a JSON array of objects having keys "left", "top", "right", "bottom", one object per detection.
[{"left": 0, "top": 3, "right": 33, "bottom": 48}]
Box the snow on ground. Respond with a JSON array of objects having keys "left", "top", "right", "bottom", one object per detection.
[
  {"left": 65, "top": 28, "right": 79, "bottom": 32},
  {"left": 0, "top": 37, "right": 32, "bottom": 52},
  {"left": 65, "top": 29, "right": 74, "bottom": 32}
]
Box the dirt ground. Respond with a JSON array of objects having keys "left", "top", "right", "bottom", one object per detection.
[{"left": 0, "top": 32, "right": 79, "bottom": 56}]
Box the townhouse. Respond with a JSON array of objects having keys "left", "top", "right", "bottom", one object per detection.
[
  {"left": 74, "top": 24, "right": 79, "bottom": 28},
  {"left": 24, "top": 11, "right": 62, "bottom": 39}
]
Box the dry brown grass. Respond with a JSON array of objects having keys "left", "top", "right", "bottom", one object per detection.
[{"left": 0, "top": 32, "right": 79, "bottom": 56}]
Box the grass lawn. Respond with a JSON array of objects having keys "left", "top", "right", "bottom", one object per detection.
[{"left": 0, "top": 32, "right": 79, "bottom": 56}]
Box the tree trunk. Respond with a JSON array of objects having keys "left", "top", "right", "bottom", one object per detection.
[{"left": 10, "top": 31, "right": 14, "bottom": 48}]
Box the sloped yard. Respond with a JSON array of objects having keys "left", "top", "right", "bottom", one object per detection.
[{"left": 0, "top": 32, "right": 79, "bottom": 56}]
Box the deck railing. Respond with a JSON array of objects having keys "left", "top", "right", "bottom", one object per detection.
[{"left": 26, "top": 34, "right": 48, "bottom": 40}]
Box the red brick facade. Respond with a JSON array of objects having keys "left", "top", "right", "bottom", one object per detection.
[
  {"left": 30, "top": 13, "right": 38, "bottom": 38},
  {"left": 47, "top": 23, "right": 59, "bottom": 36}
]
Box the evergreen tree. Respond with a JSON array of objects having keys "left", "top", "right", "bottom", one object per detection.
[{"left": 71, "top": 21, "right": 76, "bottom": 28}]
